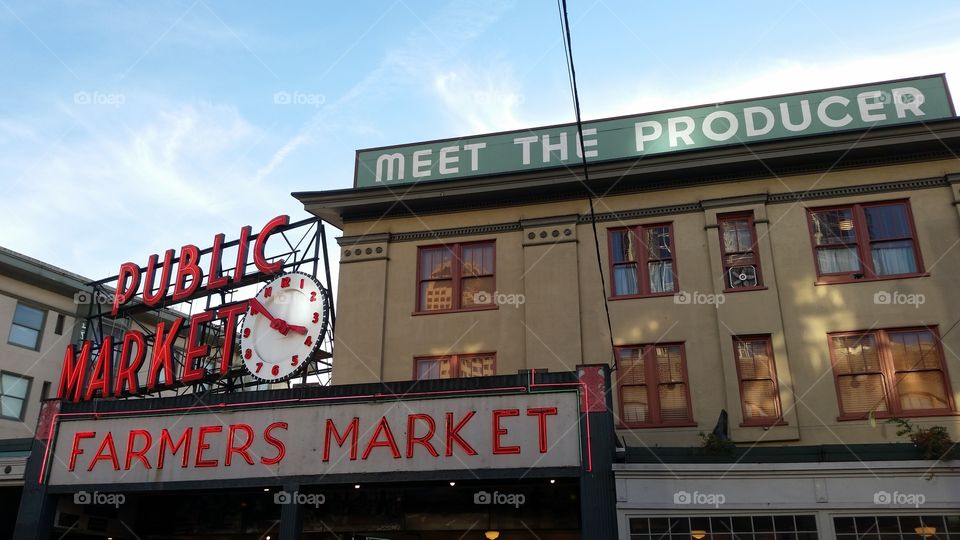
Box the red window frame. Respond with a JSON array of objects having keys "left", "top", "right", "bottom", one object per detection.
[
  {"left": 608, "top": 223, "right": 678, "bottom": 299},
  {"left": 806, "top": 199, "right": 925, "bottom": 284},
  {"left": 614, "top": 343, "right": 695, "bottom": 428},
  {"left": 413, "top": 353, "right": 497, "bottom": 380},
  {"left": 732, "top": 335, "right": 785, "bottom": 427},
  {"left": 415, "top": 240, "right": 496, "bottom": 314},
  {"left": 828, "top": 327, "right": 956, "bottom": 421},
  {"left": 718, "top": 212, "right": 764, "bottom": 291}
]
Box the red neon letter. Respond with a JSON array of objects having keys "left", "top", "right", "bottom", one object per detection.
[
  {"left": 124, "top": 429, "right": 153, "bottom": 470},
  {"left": 147, "top": 318, "right": 184, "bottom": 391},
  {"left": 83, "top": 336, "right": 113, "bottom": 402},
  {"left": 68, "top": 432, "right": 96, "bottom": 471},
  {"left": 181, "top": 310, "right": 214, "bottom": 383},
  {"left": 112, "top": 262, "right": 141, "bottom": 316},
  {"left": 492, "top": 409, "right": 521, "bottom": 455},
  {"left": 233, "top": 225, "right": 252, "bottom": 282},
  {"left": 171, "top": 244, "right": 202, "bottom": 302},
  {"left": 142, "top": 249, "right": 174, "bottom": 306},
  {"left": 323, "top": 417, "right": 358, "bottom": 462},
  {"left": 253, "top": 215, "right": 289, "bottom": 274},
  {"left": 206, "top": 233, "right": 230, "bottom": 290},
  {"left": 526, "top": 407, "right": 558, "bottom": 453},
  {"left": 157, "top": 428, "right": 192, "bottom": 469},
  {"left": 362, "top": 416, "right": 401, "bottom": 460},
  {"left": 88, "top": 432, "right": 120, "bottom": 471},
  {"left": 261, "top": 422, "right": 288, "bottom": 465},
  {"left": 216, "top": 302, "right": 248, "bottom": 375},
  {"left": 114, "top": 330, "right": 146, "bottom": 397},
  {"left": 194, "top": 425, "right": 222, "bottom": 467},
  {"left": 444, "top": 411, "right": 478, "bottom": 457},
  {"left": 406, "top": 414, "right": 439, "bottom": 458},
  {"left": 58, "top": 341, "right": 92, "bottom": 403},
  {"left": 225, "top": 424, "right": 255, "bottom": 466}
]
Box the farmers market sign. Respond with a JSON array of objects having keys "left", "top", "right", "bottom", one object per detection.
[{"left": 355, "top": 75, "right": 954, "bottom": 187}]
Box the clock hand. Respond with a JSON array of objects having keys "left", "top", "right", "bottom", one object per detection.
[
  {"left": 249, "top": 298, "right": 277, "bottom": 323},
  {"left": 250, "top": 298, "right": 308, "bottom": 336},
  {"left": 285, "top": 324, "right": 308, "bottom": 335}
]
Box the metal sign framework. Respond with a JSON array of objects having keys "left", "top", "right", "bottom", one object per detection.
[{"left": 78, "top": 216, "right": 336, "bottom": 398}]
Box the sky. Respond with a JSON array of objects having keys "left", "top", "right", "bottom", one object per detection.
[{"left": 2, "top": 0, "right": 960, "bottom": 292}]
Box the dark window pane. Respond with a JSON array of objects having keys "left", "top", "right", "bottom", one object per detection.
[
  {"left": 645, "top": 226, "right": 673, "bottom": 260},
  {"left": 865, "top": 204, "right": 910, "bottom": 240},
  {"left": 611, "top": 230, "right": 634, "bottom": 263},
  {"left": 629, "top": 518, "right": 649, "bottom": 533},
  {"left": 754, "top": 516, "right": 774, "bottom": 532},
  {"left": 795, "top": 515, "right": 817, "bottom": 531},
  {"left": 811, "top": 208, "right": 856, "bottom": 245},
  {"left": 774, "top": 515, "right": 795, "bottom": 532},
  {"left": 614, "top": 265, "right": 638, "bottom": 296},
  {"left": 13, "top": 304, "right": 44, "bottom": 329}
]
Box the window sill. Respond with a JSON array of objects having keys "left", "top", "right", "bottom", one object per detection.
[
  {"left": 617, "top": 421, "right": 697, "bottom": 430},
  {"left": 722, "top": 286, "right": 768, "bottom": 294},
  {"left": 814, "top": 272, "right": 929, "bottom": 286},
  {"left": 6, "top": 341, "right": 41, "bottom": 352},
  {"left": 412, "top": 305, "right": 498, "bottom": 316},
  {"left": 609, "top": 292, "right": 677, "bottom": 301},
  {"left": 837, "top": 410, "right": 958, "bottom": 422},
  {"left": 740, "top": 419, "right": 787, "bottom": 428}
]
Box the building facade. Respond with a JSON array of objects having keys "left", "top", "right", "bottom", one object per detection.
[{"left": 295, "top": 76, "right": 960, "bottom": 538}]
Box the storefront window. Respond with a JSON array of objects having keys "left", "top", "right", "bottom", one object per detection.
[
  {"left": 629, "top": 514, "right": 818, "bottom": 539},
  {"left": 834, "top": 515, "right": 960, "bottom": 538}
]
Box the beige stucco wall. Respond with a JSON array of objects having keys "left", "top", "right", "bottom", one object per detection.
[{"left": 331, "top": 158, "right": 960, "bottom": 447}]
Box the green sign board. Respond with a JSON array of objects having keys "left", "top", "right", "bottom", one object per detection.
[{"left": 354, "top": 75, "right": 955, "bottom": 188}]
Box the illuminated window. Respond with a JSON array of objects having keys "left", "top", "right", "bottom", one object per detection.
[
  {"left": 415, "top": 354, "right": 495, "bottom": 380},
  {"left": 733, "top": 336, "right": 784, "bottom": 425},
  {"left": 615, "top": 344, "right": 692, "bottom": 427}
]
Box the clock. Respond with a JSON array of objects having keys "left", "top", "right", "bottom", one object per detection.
[{"left": 239, "top": 271, "right": 329, "bottom": 382}]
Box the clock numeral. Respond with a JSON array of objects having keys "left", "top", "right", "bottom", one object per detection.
[
  {"left": 291, "top": 355, "right": 299, "bottom": 366},
  {"left": 300, "top": 278, "right": 305, "bottom": 289},
  {"left": 304, "top": 336, "right": 313, "bottom": 347},
  {"left": 312, "top": 312, "right": 320, "bottom": 324},
  {"left": 243, "top": 328, "right": 251, "bottom": 338},
  {"left": 244, "top": 349, "right": 252, "bottom": 359},
  {"left": 281, "top": 276, "right": 291, "bottom": 288},
  {"left": 272, "top": 365, "right": 280, "bottom": 376},
  {"left": 255, "top": 362, "right": 263, "bottom": 373},
  {"left": 310, "top": 291, "right": 318, "bottom": 302},
  {"left": 264, "top": 286, "right": 273, "bottom": 298}
]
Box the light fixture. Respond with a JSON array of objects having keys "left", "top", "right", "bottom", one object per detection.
[
  {"left": 915, "top": 526, "right": 937, "bottom": 537},
  {"left": 484, "top": 532, "right": 500, "bottom": 540},
  {"left": 449, "top": 481, "right": 456, "bottom": 486},
  {"left": 263, "top": 488, "right": 269, "bottom": 492},
  {"left": 266, "top": 536, "right": 272, "bottom": 540},
  {"left": 691, "top": 530, "right": 706, "bottom": 540},
  {"left": 354, "top": 484, "right": 360, "bottom": 489},
  {"left": 838, "top": 218, "right": 854, "bottom": 231},
  {"left": 549, "top": 479, "right": 556, "bottom": 484}
]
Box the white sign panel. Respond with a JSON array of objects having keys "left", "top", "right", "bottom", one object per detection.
[{"left": 48, "top": 392, "right": 581, "bottom": 485}]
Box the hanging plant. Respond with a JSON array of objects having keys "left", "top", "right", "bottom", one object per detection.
[
  {"left": 699, "top": 431, "right": 736, "bottom": 456},
  {"left": 888, "top": 418, "right": 956, "bottom": 460}
]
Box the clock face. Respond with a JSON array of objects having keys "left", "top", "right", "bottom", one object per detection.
[{"left": 239, "top": 271, "right": 329, "bottom": 382}]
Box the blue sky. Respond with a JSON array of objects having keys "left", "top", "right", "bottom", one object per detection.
[{"left": 2, "top": 0, "right": 959, "bottom": 285}]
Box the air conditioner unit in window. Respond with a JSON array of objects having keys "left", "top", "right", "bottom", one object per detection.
[{"left": 728, "top": 265, "right": 758, "bottom": 288}]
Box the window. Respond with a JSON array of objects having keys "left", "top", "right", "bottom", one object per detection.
[
  {"left": 615, "top": 344, "right": 692, "bottom": 427},
  {"left": 834, "top": 515, "right": 960, "bottom": 539},
  {"left": 54, "top": 313, "right": 65, "bottom": 335},
  {"left": 417, "top": 241, "right": 495, "bottom": 312},
  {"left": 719, "top": 212, "right": 763, "bottom": 289},
  {"left": 830, "top": 327, "right": 954, "bottom": 419},
  {"left": 0, "top": 371, "right": 32, "bottom": 420},
  {"left": 733, "top": 336, "right": 784, "bottom": 425},
  {"left": 629, "top": 515, "right": 818, "bottom": 540},
  {"left": 8, "top": 302, "right": 45, "bottom": 350},
  {"left": 415, "top": 353, "right": 495, "bottom": 380},
  {"left": 609, "top": 224, "right": 676, "bottom": 298},
  {"left": 808, "top": 200, "right": 923, "bottom": 283}
]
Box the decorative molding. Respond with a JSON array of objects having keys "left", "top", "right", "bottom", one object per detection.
[
  {"left": 700, "top": 193, "right": 769, "bottom": 209},
  {"left": 389, "top": 223, "right": 520, "bottom": 243},
  {"left": 767, "top": 177, "right": 947, "bottom": 204},
  {"left": 337, "top": 233, "right": 390, "bottom": 246},
  {"left": 580, "top": 203, "right": 703, "bottom": 224}
]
